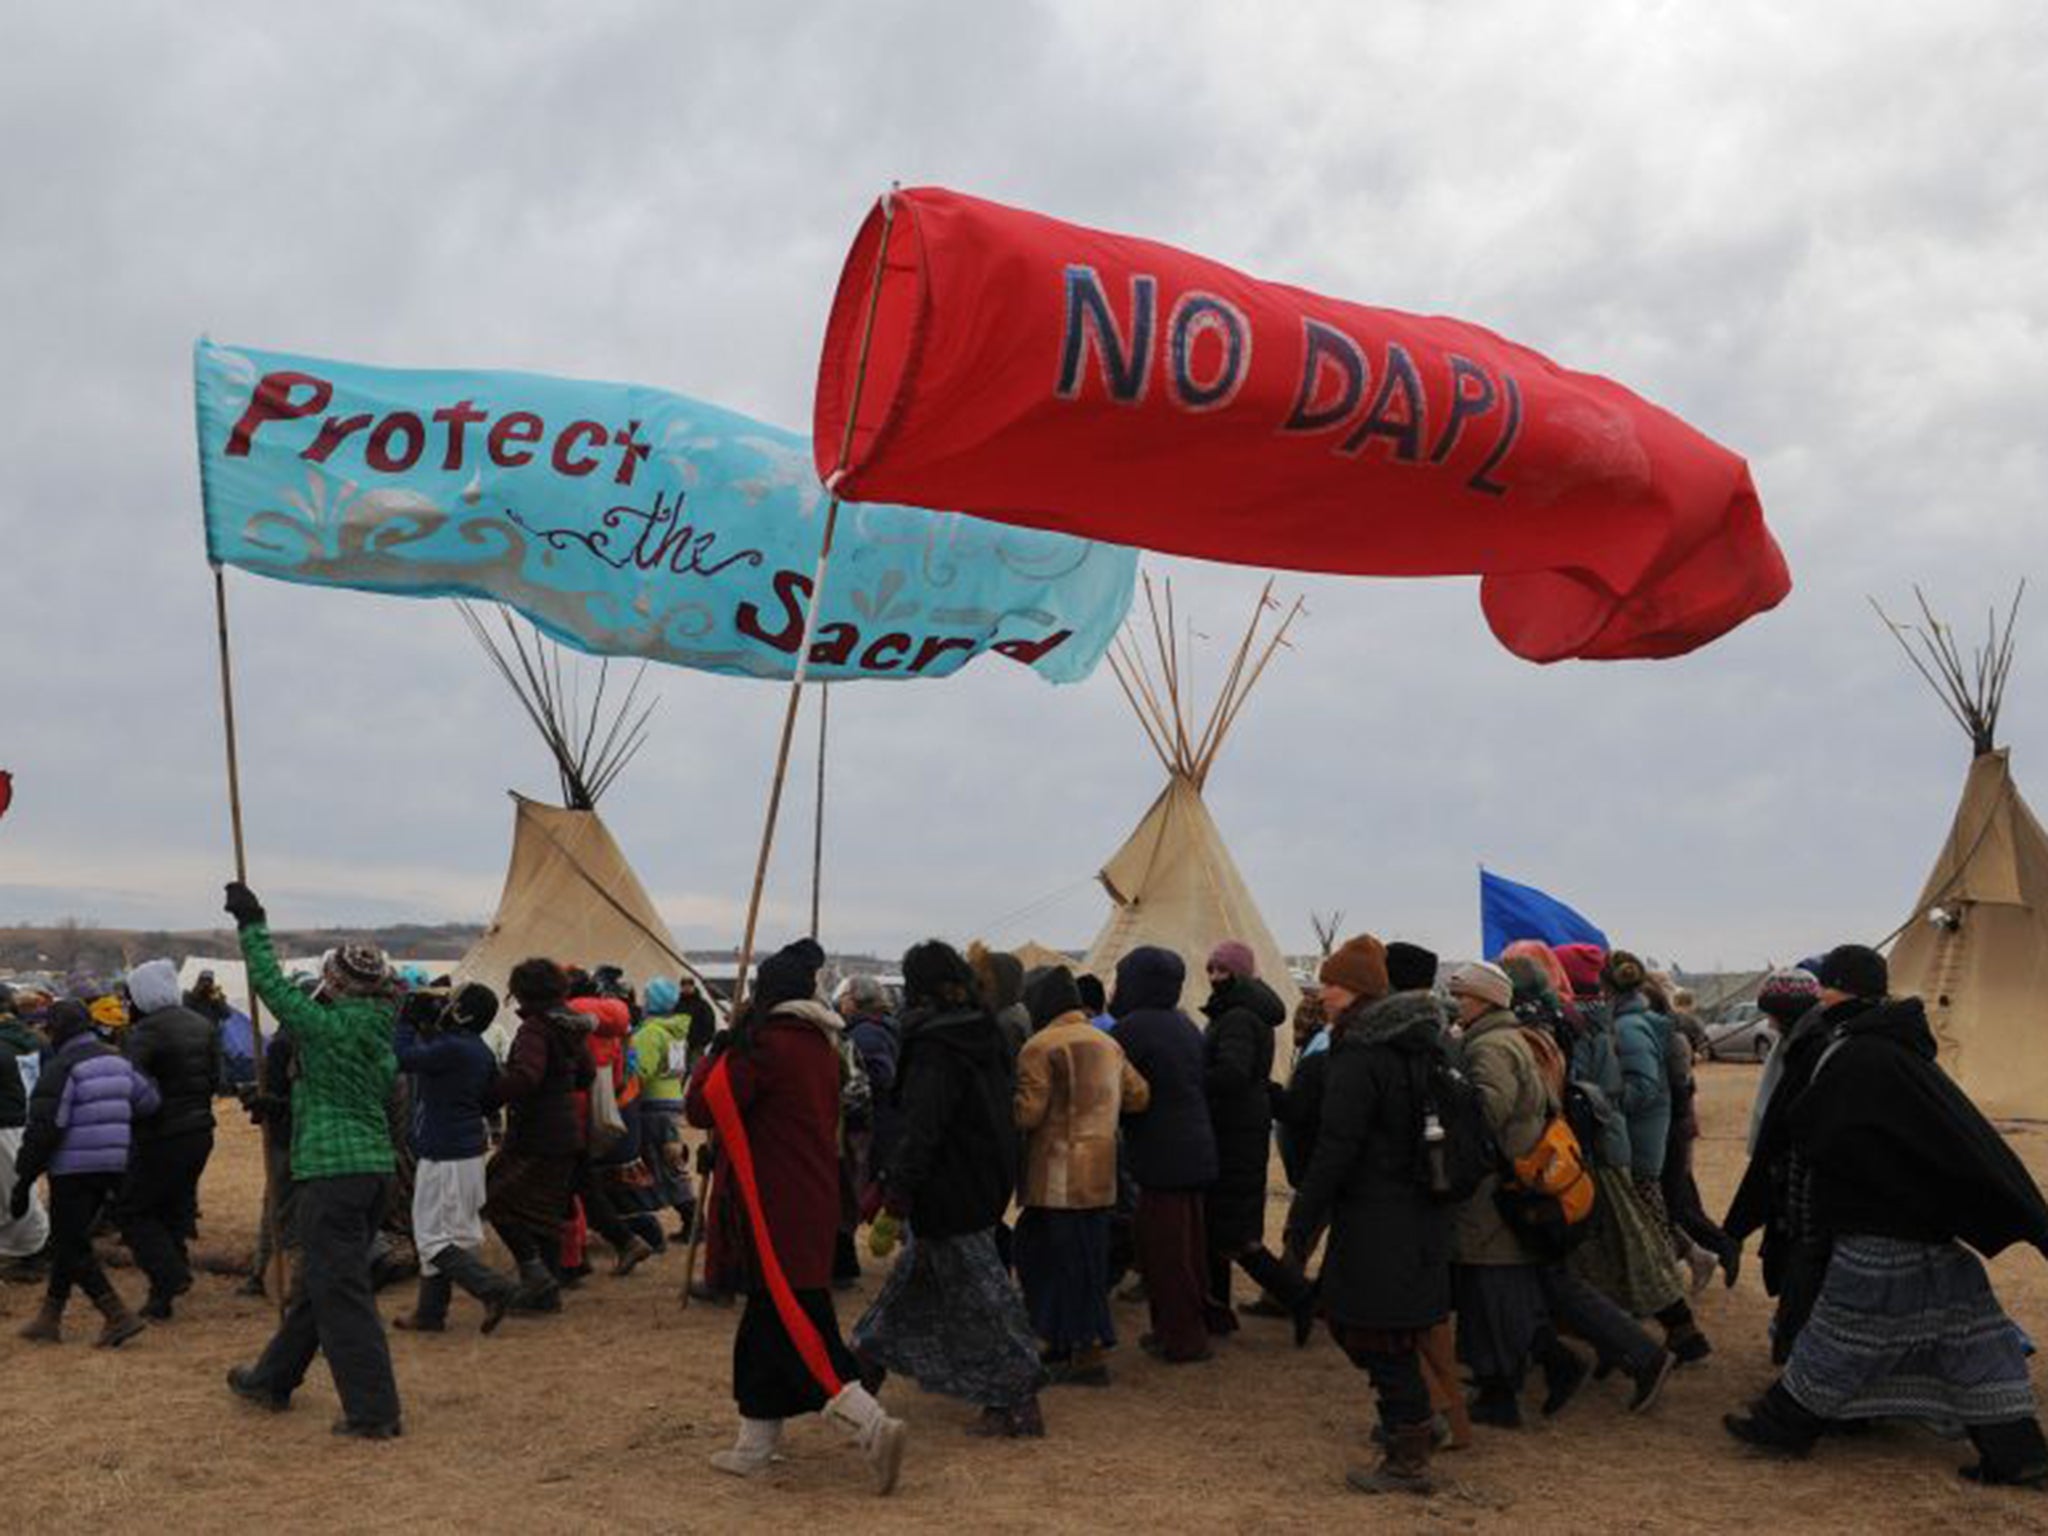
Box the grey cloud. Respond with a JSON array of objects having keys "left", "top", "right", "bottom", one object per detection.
[{"left": 1, "top": 1, "right": 2042, "bottom": 976}]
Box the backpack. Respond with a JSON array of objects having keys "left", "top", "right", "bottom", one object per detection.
[
  {"left": 1413, "top": 1055, "right": 1494, "bottom": 1204},
  {"left": 1494, "top": 1112, "right": 1598, "bottom": 1261}
]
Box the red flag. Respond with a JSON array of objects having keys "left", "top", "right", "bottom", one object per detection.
[
  {"left": 0, "top": 770, "right": 12, "bottom": 823},
  {"left": 815, "top": 188, "right": 1790, "bottom": 662}
]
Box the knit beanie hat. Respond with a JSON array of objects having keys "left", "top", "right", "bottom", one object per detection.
[
  {"left": 324, "top": 943, "right": 395, "bottom": 1000},
  {"left": 1385, "top": 942, "right": 1439, "bottom": 992},
  {"left": 643, "top": 977, "right": 681, "bottom": 1015},
  {"left": 1022, "top": 965, "right": 1084, "bottom": 1029},
  {"left": 1319, "top": 934, "right": 1390, "bottom": 1000},
  {"left": 901, "top": 939, "right": 979, "bottom": 1010},
  {"left": 1501, "top": 956, "right": 1555, "bottom": 1007},
  {"left": 1554, "top": 942, "right": 1608, "bottom": 999},
  {"left": 1447, "top": 961, "right": 1513, "bottom": 1011},
  {"left": 1207, "top": 940, "right": 1257, "bottom": 979},
  {"left": 1601, "top": 949, "right": 1647, "bottom": 995},
  {"left": 756, "top": 939, "right": 826, "bottom": 1012},
  {"left": 1757, "top": 966, "right": 1821, "bottom": 1024},
  {"left": 447, "top": 982, "right": 498, "bottom": 1034},
  {"left": 1817, "top": 944, "right": 1888, "bottom": 999}
]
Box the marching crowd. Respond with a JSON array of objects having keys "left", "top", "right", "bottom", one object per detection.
[{"left": 3, "top": 883, "right": 2047, "bottom": 1500}]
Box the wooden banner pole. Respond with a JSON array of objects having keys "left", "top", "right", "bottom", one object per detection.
[{"left": 212, "top": 564, "right": 284, "bottom": 1314}]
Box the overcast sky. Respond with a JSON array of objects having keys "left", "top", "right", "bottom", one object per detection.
[{"left": 2, "top": 2, "right": 2043, "bottom": 972}]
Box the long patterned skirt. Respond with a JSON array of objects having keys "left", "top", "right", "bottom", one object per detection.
[
  {"left": 852, "top": 1227, "right": 1047, "bottom": 1409},
  {"left": 1783, "top": 1235, "right": 2037, "bottom": 1426},
  {"left": 1569, "top": 1165, "right": 1683, "bottom": 1318}
]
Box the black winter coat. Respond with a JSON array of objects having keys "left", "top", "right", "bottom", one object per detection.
[
  {"left": 125, "top": 1004, "right": 222, "bottom": 1142},
  {"left": 1202, "top": 976, "right": 1283, "bottom": 1247},
  {"left": 0, "top": 1017, "right": 38, "bottom": 1130},
  {"left": 883, "top": 1006, "right": 1018, "bottom": 1241},
  {"left": 1116, "top": 1005, "right": 1218, "bottom": 1192},
  {"left": 1792, "top": 996, "right": 2048, "bottom": 1256},
  {"left": 1283, "top": 992, "right": 1451, "bottom": 1332}
]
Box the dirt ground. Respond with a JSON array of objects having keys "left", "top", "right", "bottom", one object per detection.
[{"left": 5, "top": 1065, "right": 2048, "bottom": 1534}]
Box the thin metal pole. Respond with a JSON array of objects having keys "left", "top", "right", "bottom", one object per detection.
[
  {"left": 728, "top": 188, "right": 899, "bottom": 1011},
  {"left": 212, "top": 564, "right": 282, "bottom": 1312},
  {"left": 810, "top": 682, "right": 829, "bottom": 941},
  {"left": 685, "top": 188, "right": 899, "bottom": 1309}
]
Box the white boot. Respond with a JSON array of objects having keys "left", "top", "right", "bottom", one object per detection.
[
  {"left": 824, "top": 1382, "right": 907, "bottom": 1495},
  {"left": 710, "top": 1416, "right": 784, "bottom": 1476}
]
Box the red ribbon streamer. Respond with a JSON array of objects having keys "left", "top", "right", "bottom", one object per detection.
[{"left": 700, "top": 1054, "right": 846, "bottom": 1399}]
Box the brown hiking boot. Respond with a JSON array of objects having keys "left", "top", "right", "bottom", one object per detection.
[
  {"left": 1346, "top": 1421, "right": 1436, "bottom": 1496},
  {"left": 612, "top": 1235, "right": 655, "bottom": 1277},
  {"left": 89, "top": 1289, "right": 147, "bottom": 1349},
  {"left": 18, "top": 1298, "right": 64, "bottom": 1343}
]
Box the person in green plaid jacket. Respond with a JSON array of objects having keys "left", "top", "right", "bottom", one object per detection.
[{"left": 220, "top": 881, "right": 406, "bottom": 1439}]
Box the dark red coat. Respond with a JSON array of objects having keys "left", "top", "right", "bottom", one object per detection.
[{"left": 686, "top": 1002, "right": 843, "bottom": 1291}]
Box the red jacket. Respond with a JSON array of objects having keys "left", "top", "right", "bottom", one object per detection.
[{"left": 685, "top": 1002, "right": 843, "bottom": 1291}]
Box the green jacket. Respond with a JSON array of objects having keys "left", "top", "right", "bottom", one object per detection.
[
  {"left": 631, "top": 1014, "right": 690, "bottom": 1103},
  {"left": 1452, "top": 1010, "right": 1552, "bottom": 1267},
  {"left": 240, "top": 923, "right": 397, "bottom": 1180}
]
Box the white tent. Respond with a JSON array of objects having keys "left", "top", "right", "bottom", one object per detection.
[
  {"left": 451, "top": 605, "right": 714, "bottom": 1046},
  {"left": 1878, "top": 586, "right": 2048, "bottom": 1119},
  {"left": 1081, "top": 577, "right": 1302, "bottom": 1019}
]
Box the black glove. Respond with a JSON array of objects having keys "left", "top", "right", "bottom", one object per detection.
[
  {"left": 224, "top": 881, "right": 266, "bottom": 928},
  {"left": 8, "top": 1180, "right": 30, "bottom": 1222}
]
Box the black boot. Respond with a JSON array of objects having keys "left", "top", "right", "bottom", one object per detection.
[
  {"left": 1238, "top": 1247, "right": 1317, "bottom": 1347},
  {"left": 1656, "top": 1299, "right": 1713, "bottom": 1364},
  {"left": 1963, "top": 1417, "right": 2048, "bottom": 1487},
  {"left": 511, "top": 1256, "right": 561, "bottom": 1314},
  {"left": 1723, "top": 1382, "right": 1826, "bottom": 1458},
  {"left": 393, "top": 1273, "right": 453, "bottom": 1332},
  {"left": 435, "top": 1246, "right": 518, "bottom": 1334},
  {"left": 1535, "top": 1335, "right": 1589, "bottom": 1417},
  {"left": 1468, "top": 1377, "right": 1523, "bottom": 1429}
]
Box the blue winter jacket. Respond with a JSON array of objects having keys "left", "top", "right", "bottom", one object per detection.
[
  {"left": 17, "top": 1035, "right": 161, "bottom": 1181},
  {"left": 1611, "top": 993, "right": 1674, "bottom": 1180},
  {"left": 394, "top": 1024, "right": 496, "bottom": 1162}
]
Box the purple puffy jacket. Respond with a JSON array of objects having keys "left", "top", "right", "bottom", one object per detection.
[{"left": 17, "top": 1034, "right": 161, "bottom": 1181}]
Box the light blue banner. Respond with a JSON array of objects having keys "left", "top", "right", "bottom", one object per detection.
[{"left": 193, "top": 341, "right": 1136, "bottom": 683}]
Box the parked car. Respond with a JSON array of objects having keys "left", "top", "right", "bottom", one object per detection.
[{"left": 1703, "top": 1003, "right": 1775, "bottom": 1062}]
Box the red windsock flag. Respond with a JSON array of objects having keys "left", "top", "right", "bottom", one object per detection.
[
  {"left": 814, "top": 188, "right": 1790, "bottom": 662},
  {"left": 0, "top": 770, "right": 12, "bottom": 823}
]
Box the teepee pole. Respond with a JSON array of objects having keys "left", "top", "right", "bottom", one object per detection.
[
  {"left": 1190, "top": 579, "right": 1274, "bottom": 779},
  {"left": 1202, "top": 596, "right": 1303, "bottom": 779}
]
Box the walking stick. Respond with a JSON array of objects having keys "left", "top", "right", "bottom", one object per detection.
[{"left": 212, "top": 563, "right": 285, "bottom": 1316}]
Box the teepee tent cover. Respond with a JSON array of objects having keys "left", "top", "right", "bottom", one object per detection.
[
  {"left": 456, "top": 793, "right": 699, "bottom": 1016},
  {"left": 1877, "top": 585, "right": 2048, "bottom": 1120},
  {"left": 1082, "top": 577, "right": 1302, "bottom": 1020},
  {"left": 452, "top": 605, "right": 711, "bottom": 1042},
  {"left": 1885, "top": 749, "right": 2048, "bottom": 1119}
]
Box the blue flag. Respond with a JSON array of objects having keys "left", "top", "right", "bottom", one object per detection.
[
  {"left": 193, "top": 340, "right": 1137, "bottom": 684},
  {"left": 1480, "top": 868, "right": 1609, "bottom": 960}
]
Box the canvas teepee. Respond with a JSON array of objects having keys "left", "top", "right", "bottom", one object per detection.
[
  {"left": 1878, "top": 585, "right": 2048, "bottom": 1120},
  {"left": 1083, "top": 577, "right": 1303, "bottom": 1018},
  {"left": 454, "top": 606, "right": 707, "bottom": 1026}
]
